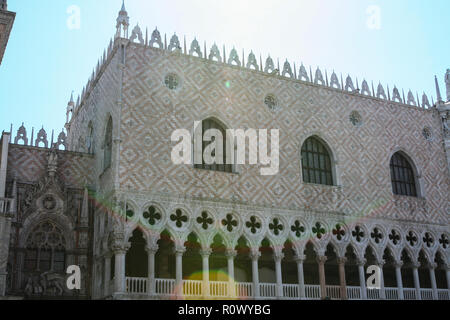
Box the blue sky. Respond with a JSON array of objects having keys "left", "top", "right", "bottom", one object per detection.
[{"left": 0, "top": 0, "right": 448, "bottom": 137}]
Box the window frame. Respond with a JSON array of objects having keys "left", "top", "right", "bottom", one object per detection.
[
  {"left": 301, "top": 136, "right": 334, "bottom": 186},
  {"left": 390, "top": 152, "right": 418, "bottom": 197}
]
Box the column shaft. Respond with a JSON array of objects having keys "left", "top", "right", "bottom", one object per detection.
[
  {"left": 147, "top": 248, "right": 157, "bottom": 296},
  {"left": 412, "top": 267, "right": 421, "bottom": 300},
  {"left": 358, "top": 262, "right": 367, "bottom": 300},
  {"left": 250, "top": 250, "right": 260, "bottom": 299},
  {"left": 395, "top": 265, "right": 404, "bottom": 300},
  {"left": 275, "top": 257, "right": 283, "bottom": 299},
  {"left": 317, "top": 256, "right": 327, "bottom": 299},
  {"left": 114, "top": 251, "right": 126, "bottom": 294},
  {"left": 226, "top": 250, "right": 237, "bottom": 298},
  {"left": 429, "top": 265, "right": 438, "bottom": 300},
  {"left": 338, "top": 258, "right": 347, "bottom": 300},
  {"left": 201, "top": 249, "right": 211, "bottom": 298},
  {"left": 296, "top": 259, "right": 305, "bottom": 299},
  {"left": 104, "top": 255, "right": 111, "bottom": 297},
  {"left": 175, "top": 251, "right": 184, "bottom": 299}
]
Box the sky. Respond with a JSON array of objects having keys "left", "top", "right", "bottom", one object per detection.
[{"left": 0, "top": 0, "right": 449, "bottom": 137}]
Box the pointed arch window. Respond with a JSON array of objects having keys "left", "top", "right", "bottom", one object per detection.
[
  {"left": 24, "top": 221, "right": 66, "bottom": 273},
  {"left": 103, "top": 117, "right": 113, "bottom": 171},
  {"left": 301, "top": 137, "right": 333, "bottom": 186},
  {"left": 194, "top": 118, "right": 232, "bottom": 173},
  {"left": 86, "top": 122, "right": 94, "bottom": 154},
  {"left": 390, "top": 152, "right": 417, "bottom": 197}
]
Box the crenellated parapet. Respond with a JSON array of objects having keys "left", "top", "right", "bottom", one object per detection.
[{"left": 8, "top": 123, "right": 67, "bottom": 151}]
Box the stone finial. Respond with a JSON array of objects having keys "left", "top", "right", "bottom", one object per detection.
[
  {"left": 1, "top": 0, "right": 7, "bottom": 11},
  {"left": 209, "top": 43, "right": 221, "bottom": 62},
  {"left": 407, "top": 90, "right": 416, "bottom": 106},
  {"left": 361, "top": 80, "right": 371, "bottom": 96},
  {"left": 149, "top": 28, "right": 163, "bottom": 48},
  {"left": 130, "top": 24, "right": 144, "bottom": 45},
  {"left": 422, "top": 93, "right": 431, "bottom": 108},
  {"left": 168, "top": 33, "right": 181, "bottom": 52},
  {"left": 392, "top": 86, "right": 402, "bottom": 103},
  {"left": 35, "top": 127, "right": 48, "bottom": 148},
  {"left": 55, "top": 130, "right": 67, "bottom": 151},
  {"left": 314, "top": 67, "right": 325, "bottom": 85},
  {"left": 189, "top": 38, "right": 202, "bottom": 57},
  {"left": 14, "top": 123, "right": 28, "bottom": 145},
  {"left": 282, "top": 60, "right": 293, "bottom": 78},
  {"left": 298, "top": 63, "right": 309, "bottom": 82},
  {"left": 345, "top": 75, "right": 355, "bottom": 92},
  {"left": 246, "top": 51, "right": 259, "bottom": 71},
  {"left": 115, "top": 0, "right": 129, "bottom": 39},
  {"left": 264, "top": 56, "right": 275, "bottom": 73},
  {"left": 445, "top": 69, "right": 450, "bottom": 102},
  {"left": 228, "top": 48, "right": 241, "bottom": 66},
  {"left": 435, "top": 75, "right": 443, "bottom": 103},
  {"left": 330, "top": 71, "right": 340, "bottom": 89}
]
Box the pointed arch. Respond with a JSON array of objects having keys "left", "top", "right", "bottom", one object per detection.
[
  {"left": 300, "top": 135, "right": 336, "bottom": 186},
  {"left": 103, "top": 116, "right": 113, "bottom": 171},
  {"left": 389, "top": 150, "right": 421, "bottom": 197},
  {"left": 194, "top": 116, "right": 233, "bottom": 173}
]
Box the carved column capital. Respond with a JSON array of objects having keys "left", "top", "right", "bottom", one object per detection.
[
  {"left": 294, "top": 254, "right": 306, "bottom": 263},
  {"left": 428, "top": 262, "right": 438, "bottom": 270},
  {"left": 200, "top": 248, "right": 212, "bottom": 258},
  {"left": 225, "top": 249, "right": 237, "bottom": 259},
  {"left": 145, "top": 244, "right": 159, "bottom": 255},
  {"left": 356, "top": 258, "right": 367, "bottom": 267},
  {"left": 411, "top": 261, "right": 421, "bottom": 269},
  {"left": 393, "top": 260, "right": 403, "bottom": 269},
  {"left": 112, "top": 243, "right": 130, "bottom": 255},
  {"left": 316, "top": 255, "right": 327, "bottom": 265},
  {"left": 249, "top": 248, "right": 261, "bottom": 261},
  {"left": 337, "top": 257, "right": 347, "bottom": 265},
  {"left": 273, "top": 252, "right": 284, "bottom": 263},
  {"left": 173, "top": 246, "right": 186, "bottom": 256}
]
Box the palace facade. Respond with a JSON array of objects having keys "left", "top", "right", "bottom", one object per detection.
[{"left": 0, "top": 2, "right": 449, "bottom": 300}]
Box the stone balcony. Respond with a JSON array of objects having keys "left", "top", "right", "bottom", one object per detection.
[{"left": 108, "top": 278, "right": 450, "bottom": 300}]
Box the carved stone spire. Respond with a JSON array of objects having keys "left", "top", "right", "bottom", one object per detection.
[
  {"left": 115, "top": 0, "right": 129, "bottom": 39},
  {"left": 445, "top": 69, "right": 450, "bottom": 102},
  {"left": 435, "top": 75, "right": 443, "bottom": 103}
]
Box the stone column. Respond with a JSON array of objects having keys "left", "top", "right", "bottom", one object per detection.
[
  {"left": 226, "top": 249, "right": 237, "bottom": 298},
  {"left": 174, "top": 246, "right": 186, "bottom": 299},
  {"left": 445, "top": 263, "right": 450, "bottom": 291},
  {"left": 378, "top": 260, "right": 386, "bottom": 300},
  {"left": 104, "top": 253, "right": 112, "bottom": 297},
  {"left": 412, "top": 262, "right": 421, "bottom": 300},
  {"left": 200, "top": 248, "right": 212, "bottom": 299},
  {"left": 146, "top": 244, "right": 158, "bottom": 296},
  {"left": 337, "top": 257, "right": 347, "bottom": 300},
  {"left": 273, "top": 250, "right": 284, "bottom": 299},
  {"left": 294, "top": 255, "right": 306, "bottom": 299},
  {"left": 394, "top": 261, "right": 404, "bottom": 300},
  {"left": 249, "top": 248, "right": 261, "bottom": 299},
  {"left": 429, "top": 262, "right": 438, "bottom": 300},
  {"left": 113, "top": 245, "right": 129, "bottom": 294},
  {"left": 357, "top": 258, "right": 367, "bottom": 300},
  {"left": 317, "top": 255, "right": 327, "bottom": 299}
]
